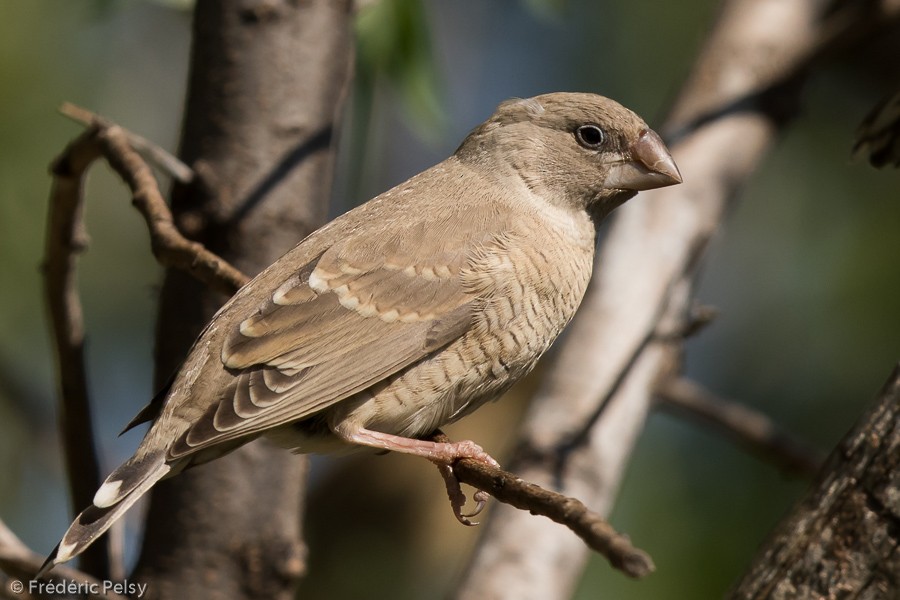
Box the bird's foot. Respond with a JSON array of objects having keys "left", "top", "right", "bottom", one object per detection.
[
  {"left": 333, "top": 425, "right": 498, "bottom": 524},
  {"left": 433, "top": 462, "right": 491, "bottom": 526}
]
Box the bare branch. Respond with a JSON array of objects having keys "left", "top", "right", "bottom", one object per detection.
[
  {"left": 431, "top": 433, "right": 654, "bottom": 579},
  {"left": 42, "top": 105, "right": 251, "bottom": 579},
  {"left": 656, "top": 378, "right": 826, "bottom": 476},
  {"left": 59, "top": 103, "right": 194, "bottom": 185},
  {"left": 43, "top": 128, "right": 109, "bottom": 580},
  {"left": 56, "top": 103, "right": 249, "bottom": 295},
  {"left": 93, "top": 124, "right": 249, "bottom": 295}
]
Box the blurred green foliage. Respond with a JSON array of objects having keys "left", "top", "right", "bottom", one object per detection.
[
  {"left": 356, "top": 0, "right": 445, "bottom": 136},
  {"left": 1, "top": 1, "right": 898, "bottom": 599}
]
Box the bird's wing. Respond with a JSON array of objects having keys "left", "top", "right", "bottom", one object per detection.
[{"left": 166, "top": 211, "right": 502, "bottom": 460}]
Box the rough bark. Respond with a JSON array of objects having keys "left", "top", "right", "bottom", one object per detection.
[
  {"left": 729, "top": 365, "right": 900, "bottom": 600},
  {"left": 132, "top": 1, "right": 353, "bottom": 598}
]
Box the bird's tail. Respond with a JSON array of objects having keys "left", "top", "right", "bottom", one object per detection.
[{"left": 37, "top": 453, "right": 170, "bottom": 578}]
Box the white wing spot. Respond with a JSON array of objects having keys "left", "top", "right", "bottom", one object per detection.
[
  {"left": 308, "top": 269, "right": 330, "bottom": 293},
  {"left": 380, "top": 309, "right": 400, "bottom": 323},
  {"left": 338, "top": 294, "right": 360, "bottom": 310},
  {"left": 239, "top": 318, "right": 259, "bottom": 337},
  {"left": 93, "top": 480, "right": 123, "bottom": 508}
]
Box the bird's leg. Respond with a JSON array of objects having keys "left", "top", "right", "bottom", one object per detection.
[
  {"left": 333, "top": 424, "right": 497, "bottom": 524},
  {"left": 333, "top": 424, "right": 500, "bottom": 467}
]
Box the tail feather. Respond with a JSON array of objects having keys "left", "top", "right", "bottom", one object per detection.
[
  {"left": 94, "top": 453, "right": 168, "bottom": 508},
  {"left": 37, "top": 457, "right": 170, "bottom": 578}
]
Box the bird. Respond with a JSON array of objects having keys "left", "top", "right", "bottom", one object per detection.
[{"left": 39, "top": 92, "right": 681, "bottom": 576}]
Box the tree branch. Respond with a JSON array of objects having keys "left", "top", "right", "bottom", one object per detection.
[
  {"left": 57, "top": 103, "right": 250, "bottom": 295},
  {"left": 58, "top": 102, "right": 194, "bottom": 185},
  {"left": 43, "top": 127, "right": 109, "bottom": 580},
  {"left": 94, "top": 122, "right": 249, "bottom": 295},
  {"left": 656, "top": 377, "right": 826, "bottom": 477},
  {"left": 431, "top": 433, "right": 653, "bottom": 579},
  {"left": 42, "top": 102, "right": 249, "bottom": 581}
]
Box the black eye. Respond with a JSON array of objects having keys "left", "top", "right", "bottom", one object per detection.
[{"left": 575, "top": 124, "right": 605, "bottom": 149}]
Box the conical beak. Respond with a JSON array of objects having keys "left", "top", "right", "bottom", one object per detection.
[{"left": 603, "top": 129, "right": 682, "bottom": 191}]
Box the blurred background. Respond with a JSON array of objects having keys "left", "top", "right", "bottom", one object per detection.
[{"left": 1, "top": 1, "right": 898, "bottom": 598}]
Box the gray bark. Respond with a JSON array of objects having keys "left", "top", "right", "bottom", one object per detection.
[
  {"left": 133, "top": 1, "right": 353, "bottom": 598},
  {"left": 730, "top": 365, "right": 900, "bottom": 600}
]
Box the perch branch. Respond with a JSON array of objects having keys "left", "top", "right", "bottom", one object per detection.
[
  {"left": 656, "top": 378, "right": 826, "bottom": 476},
  {"left": 432, "top": 433, "right": 653, "bottom": 579}
]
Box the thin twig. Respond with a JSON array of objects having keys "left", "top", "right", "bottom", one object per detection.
[
  {"left": 94, "top": 124, "right": 249, "bottom": 295},
  {"left": 0, "top": 520, "right": 128, "bottom": 600},
  {"left": 40, "top": 110, "right": 250, "bottom": 580},
  {"left": 57, "top": 103, "right": 248, "bottom": 294},
  {"left": 43, "top": 128, "right": 110, "bottom": 580},
  {"left": 59, "top": 102, "right": 194, "bottom": 184},
  {"left": 656, "top": 378, "right": 826, "bottom": 476},
  {"left": 431, "top": 433, "right": 654, "bottom": 579}
]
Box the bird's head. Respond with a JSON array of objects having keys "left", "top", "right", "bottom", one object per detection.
[{"left": 456, "top": 92, "right": 681, "bottom": 221}]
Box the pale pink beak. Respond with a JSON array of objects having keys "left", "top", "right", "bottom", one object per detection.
[{"left": 604, "top": 129, "right": 682, "bottom": 191}]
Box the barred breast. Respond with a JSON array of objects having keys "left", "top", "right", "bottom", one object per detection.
[{"left": 315, "top": 202, "right": 597, "bottom": 445}]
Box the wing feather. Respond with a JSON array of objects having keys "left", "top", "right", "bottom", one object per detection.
[
  {"left": 159, "top": 193, "right": 513, "bottom": 461},
  {"left": 168, "top": 260, "right": 477, "bottom": 460}
]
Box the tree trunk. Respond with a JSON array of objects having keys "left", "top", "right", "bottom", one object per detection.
[
  {"left": 132, "top": 1, "right": 353, "bottom": 598},
  {"left": 730, "top": 365, "right": 900, "bottom": 599}
]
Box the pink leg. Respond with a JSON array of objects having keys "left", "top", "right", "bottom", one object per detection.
[
  {"left": 333, "top": 424, "right": 498, "bottom": 524},
  {"left": 333, "top": 424, "right": 500, "bottom": 468}
]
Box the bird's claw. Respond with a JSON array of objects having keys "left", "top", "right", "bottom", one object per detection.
[
  {"left": 462, "top": 489, "right": 489, "bottom": 519},
  {"left": 433, "top": 462, "right": 490, "bottom": 526}
]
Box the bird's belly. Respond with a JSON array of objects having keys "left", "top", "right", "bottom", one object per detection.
[
  {"left": 262, "top": 289, "right": 580, "bottom": 455},
  {"left": 327, "top": 261, "right": 592, "bottom": 440},
  {"left": 269, "top": 230, "right": 595, "bottom": 452}
]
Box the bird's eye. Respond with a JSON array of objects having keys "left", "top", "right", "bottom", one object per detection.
[{"left": 575, "top": 124, "right": 605, "bottom": 149}]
